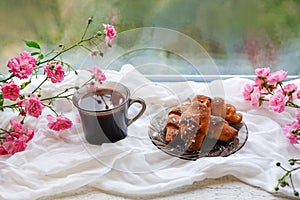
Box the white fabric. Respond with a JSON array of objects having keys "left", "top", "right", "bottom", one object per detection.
[{"left": 0, "top": 64, "right": 299, "bottom": 200}]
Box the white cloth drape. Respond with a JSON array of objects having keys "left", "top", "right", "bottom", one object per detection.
[{"left": 0, "top": 64, "right": 299, "bottom": 200}]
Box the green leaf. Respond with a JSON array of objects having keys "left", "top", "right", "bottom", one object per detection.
[
  {"left": 38, "top": 54, "right": 44, "bottom": 60},
  {"left": 31, "top": 52, "right": 40, "bottom": 56},
  {"left": 24, "top": 40, "right": 41, "bottom": 50},
  {"left": 20, "top": 81, "right": 31, "bottom": 90},
  {"left": 19, "top": 94, "right": 25, "bottom": 100}
]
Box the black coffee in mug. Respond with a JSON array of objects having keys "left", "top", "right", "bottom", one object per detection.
[
  {"left": 72, "top": 81, "right": 146, "bottom": 145},
  {"left": 78, "top": 89, "right": 127, "bottom": 144},
  {"left": 79, "top": 89, "right": 125, "bottom": 111}
]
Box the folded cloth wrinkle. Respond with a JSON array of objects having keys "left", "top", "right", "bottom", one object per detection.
[{"left": 0, "top": 64, "right": 299, "bottom": 199}]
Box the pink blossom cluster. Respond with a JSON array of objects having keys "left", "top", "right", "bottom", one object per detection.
[
  {"left": 0, "top": 53, "right": 107, "bottom": 155},
  {"left": 0, "top": 120, "right": 34, "bottom": 155},
  {"left": 88, "top": 66, "right": 106, "bottom": 84},
  {"left": 243, "top": 67, "right": 300, "bottom": 144},
  {"left": 17, "top": 94, "right": 44, "bottom": 118},
  {"left": 0, "top": 52, "right": 75, "bottom": 155},
  {"left": 0, "top": 21, "right": 115, "bottom": 156},
  {"left": 1, "top": 80, "right": 20, "bottom": 100},
  {"left": 7, "top": 51, "right": 36, "bottom": 79},
  {"left": 243, "top": 67, "right": 299, "bottom": 112},
  {"left": 44, "top": 61, "right": 65, "bottom": 83},
  {"left": 103, "top": 24, "right": 117, "bottom": 44},
  {"left": 283, "top": 110, "right": 300, "bottom": 144},
  {"left": 47, "top": 115, "right": 72, "bottom": 131}
]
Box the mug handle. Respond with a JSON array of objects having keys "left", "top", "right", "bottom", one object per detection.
[{"left": 128, "top": 98, "right": 146, "bottom": 126}]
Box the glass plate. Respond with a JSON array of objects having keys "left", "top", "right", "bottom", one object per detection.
[{"left": 148, "top": 108, "right": 248, "bottom": 161}]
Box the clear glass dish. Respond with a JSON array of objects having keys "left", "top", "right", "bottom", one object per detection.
[{"left": 148, "top": 108, "right": 248, "bottom": 161}]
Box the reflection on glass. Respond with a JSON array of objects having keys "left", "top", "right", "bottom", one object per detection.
[{"left": 0, "top": 0, "right": 299, "bottom": 76}]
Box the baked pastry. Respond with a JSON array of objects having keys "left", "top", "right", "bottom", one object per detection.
[
  {"left": 165, "top": 103, "right": 190, "bottom": 143},
  {"left": 225, "top": 104, "right": 243, "bottom": 123},
  {"left": 211, "top": 97, "right": 226, "bottom": 118},
  {"left": 180, "top": 96, "right": 211, "bottom": 151},
  {"left": 211, "top": 98, "right": 243, "bottom": 124},
  {"left": 164, "top": 95, "right": 242, "bottom": 152},
  {"left": 179, "top": 101, "right": 202, "bottom": 150},
  {"left": 207, "top": 116, "right": 238, "bottom": 142}
]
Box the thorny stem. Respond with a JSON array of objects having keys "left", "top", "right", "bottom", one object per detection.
[
  {"left": 40, "top": 87, "right": 79, "bottom": 116},
  {"left": 38, "top": 34, "right": 97, "bottom": 65},
  {"left": 0, "top": 128, "right": 10, "bottom": 134},
  {"left": 276, "top": 160, "right": 300, "bottom": 197},
  {"left": 44, "top": 46, "right": 60, "bottom": 58},
  {"left": 0, "top": 103, "right": 20, "bottom": 110},
  {"left": 279, "top": 82, "right": 285, "bottom": 92},
  {"left": 79, "top": 44, "right": 94, "bottom": 53},
  {"left": 39, "top": 17, "right": 94, "bottom": 66},
  {"left": 0, "top": 74, "right": 14, "bottom": 83},
  {"left": 286, "top": 101, "right": 300, "bottom": 109},
  {"left": 60, "top": 61, "right": 78, "bottom": 74},
  {"left": 40, "top": 86, "right": 78, "bottom": 102},
  {"left": 42, "top": 103, "right": 59, "bottom": 116},
  {"left": 31, "top": 78, "right": 47, "bottom": 94},
  {"left": 41, "top": 94, "right": 73, "bottom": 102},
  {"left": 81, "top": 17, "right": 92, "bottom": 40}
]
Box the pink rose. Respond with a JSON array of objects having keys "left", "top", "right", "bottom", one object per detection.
[
  {"left": 297, "top": 90, "right": 300, "bottom": 99},
  {"left": 47, "top": 114, "right": 73, "bottom": 131},
  {"left": 269, "top": 91, "right": 288, "bottom": 113},
  {"left": 20, "top": 94, "right": 44, "bottom": 118},
  {"left": 0, "top": 146, "right": 7, "bottom": 155},
  {"left": 266, "top": 70, "right": 288, "bottom": 85},
  {"left": 7, "top": 51, "right": 36, "bottom": 79},
  {"left": 243, "top": 83, "right": 254, "bottom": 101},
  {"left": 3, "top": 122, "right": 34, "bottom": 153},
  {"left": 88, "top": 66, "right": 106, "bottom": 84},
  {"left": 19, "top": 128, "right": 34, "bottom": 143},
  {"left": 254, "top": 76, "right": 263, "bottom": 88},
  {"left": 44, "top": 62, "right": 65, "bottom": 83},
  {"left": 103, "top": 24, "right": 116, "bottom": 44},
  {"left": 9, "top": 119, "right": 23, "bottom": 133},
  {"left": 283, "top": 121, "right": 300, "bottom": 144},
  {"left": 283, "top": 83, "right": 297, "bottom": 101},
  {"left": 3, "top": 137, "right": 27, "bottom": 155},
  {"left": 19, "top": 109, "right": 26, "bottom": 116},
  {"left": 5, "top": 132, "right": 19, "bottom": 141},
  {"left": 255, "top": 67, "right": 270, "bottom": 78},
  {"left": 1, "top": 80, "right": 20, "bottom": 100},
  {"left": 250, "top": 87, "right": 261, "bottom": 109},
  {"left": 283, "top": 83, "right": 297, "bottom": 95}
]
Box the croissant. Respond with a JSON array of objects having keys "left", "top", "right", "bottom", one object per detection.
[
  {"left": 207, "top": 115, "right": 238, "bottom": 142},
  {"left": 180, "top": 95, "right": 211, "bottom": 151},
  {"left": 225, "top": 104, "right": 243, "bottom": 123},
  {"left": 165, "top": 95, "right": 242, "bottom": 152},
  {"left": 180, "top": 96, "right": 211, "bottom": 152},
  {"left": 165, "top": 103, "right": 189, "bottom": 143}
]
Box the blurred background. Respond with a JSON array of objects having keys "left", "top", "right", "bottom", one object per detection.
[{"left": 0, "top": 0, "right": 300, "bottom": 76}]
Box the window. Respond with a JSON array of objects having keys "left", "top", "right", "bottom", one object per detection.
[{"left": 1, "top": 0, "right": 299, "bottom": 79}]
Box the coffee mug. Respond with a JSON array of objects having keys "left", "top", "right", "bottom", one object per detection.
[{"left": 72, "top": 81, "right": 146, "bottom": 145}]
